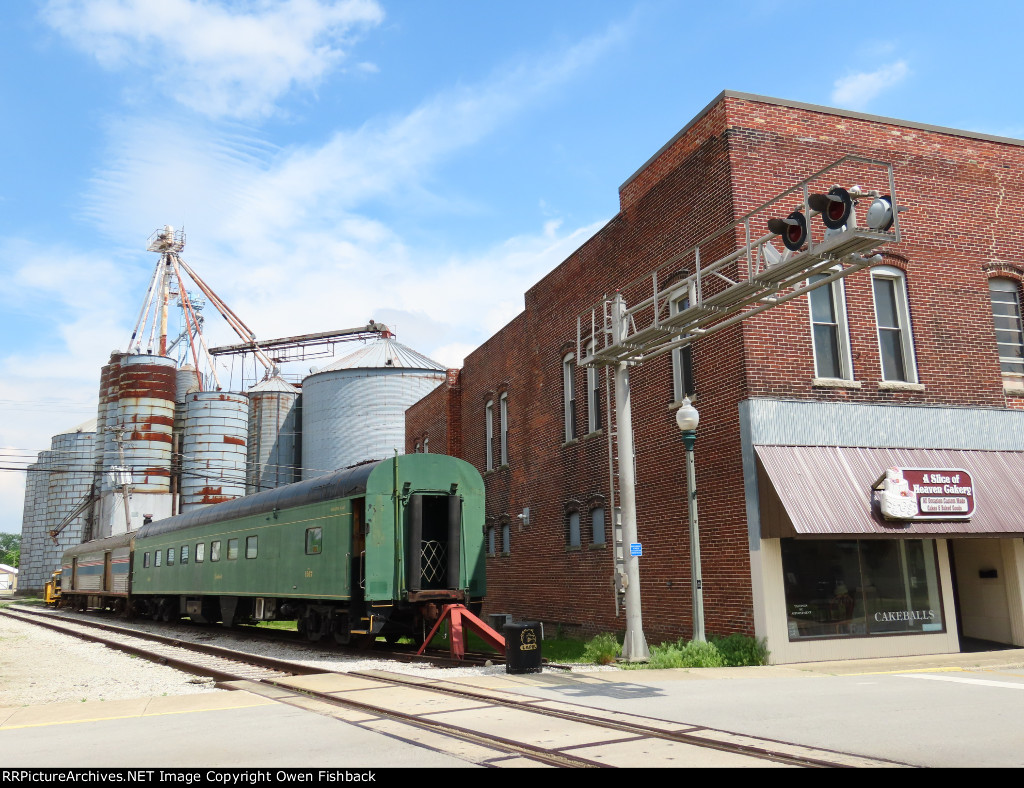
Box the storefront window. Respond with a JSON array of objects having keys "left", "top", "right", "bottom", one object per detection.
[{"left": 781, "top": 538, "right": 943, "bottom": 640}]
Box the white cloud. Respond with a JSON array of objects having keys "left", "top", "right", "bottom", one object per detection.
[
  {"left": 42, "top": 0, "right": 385, "bottom": 118},
  {"left": 831, "top": 60, "right": 909, "bottom": 111}
]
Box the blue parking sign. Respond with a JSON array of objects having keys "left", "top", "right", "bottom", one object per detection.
[{"left": 630, "top": 543, "right": 642, "bottom": 556}]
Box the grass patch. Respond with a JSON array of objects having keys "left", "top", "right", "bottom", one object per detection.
[{"left": 571, "top": 631, "right": 769, "bottom": 669}]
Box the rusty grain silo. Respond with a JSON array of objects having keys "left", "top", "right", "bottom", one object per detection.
[{"left": 181, "top": 391, "right": 248, "bottom": 510}]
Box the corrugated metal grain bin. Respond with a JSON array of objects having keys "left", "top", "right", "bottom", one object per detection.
[
  {"left": 246, "top": 375, "right": 301, "bottom": 494},
  {"left": 300, "top": 338, "right": 446, "bottom": 479},
  {"left": 181, "top": 391, "right": 248, "bottom": 510}
]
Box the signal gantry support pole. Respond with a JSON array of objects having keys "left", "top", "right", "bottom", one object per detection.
[{"left": 612, "top": 293, "right": 649, "bottom": 662}]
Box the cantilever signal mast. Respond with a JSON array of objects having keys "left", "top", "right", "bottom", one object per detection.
[{"left": 127, "top": 225, "right": 275, "bottom": 390}]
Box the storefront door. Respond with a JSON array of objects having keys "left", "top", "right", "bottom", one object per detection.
[{"left": 950, "top": 539, "right": 1013, "bottom": 645}]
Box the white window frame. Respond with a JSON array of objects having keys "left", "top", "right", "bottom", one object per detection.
[
  {"left": 871, "top": 266, "right": 918, "bottom": 383},
  {"left": 989, "top": 277, "right": 1024, "bottom": 378},
  {"left": 501, "top": 520, "right": 510, "bottom": 554},
  {"left": 563, "top": 352, "right": 576, "bottom": 442},
  {"left": 423, "top": 437, "right": 429, "bottom": 454},
  {"left": 671, "top": 295, "right": 695, "bottom": 401},
  {"left": 499, "top": 393, "right": 508, "bottom": 466},
  {"left": 485, "top": 400, "right": 494, "bottom": 471},
  {"left": 586, "top": 340, "right": 601, "bottom": 434},
  {"left": 807, "top": 272, "right": 854, "bottom": 380}
]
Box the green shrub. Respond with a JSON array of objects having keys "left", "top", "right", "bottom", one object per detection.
[
  {"left": 581, "top": 632, "right": 622, "bottom": 665},
  {"left": 710, "top": 633, "right": 770, "bottom": 666}
]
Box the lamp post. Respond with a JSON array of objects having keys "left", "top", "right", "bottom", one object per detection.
[{"left": 675, "top": 396, "right": 704, "bottom": 643}]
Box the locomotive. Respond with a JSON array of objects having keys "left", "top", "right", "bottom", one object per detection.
[{"left": 60, "top": 454, "right": 486, "bottom": 644}]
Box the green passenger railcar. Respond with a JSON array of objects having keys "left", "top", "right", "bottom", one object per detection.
[{"left": 131, "top": 454, "right": 485, "bottom": 643}]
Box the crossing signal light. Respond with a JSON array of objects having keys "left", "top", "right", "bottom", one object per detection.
[
  {"left": 866, "top": 195, "right": 895, "bottom": 231},
  {"left": 767, "top": 210, "right": 807, "bottom": 251},
  {"left": 808, "top": 186, "right": 853, "bottom": 229}
]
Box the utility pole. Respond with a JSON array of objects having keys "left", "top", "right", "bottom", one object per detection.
[
  {"left": 111, "top": 429, "right": 133, "bottom": 532},
  {"left": 612, "top": 293, "right": 649, "bottom": 661}
]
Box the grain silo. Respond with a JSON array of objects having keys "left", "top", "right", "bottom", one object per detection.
[
  {"left": 17, "top": 454, "right": 52, "bottom": 593},
  {"left": 95, "top": 353, "right": 176, "bottom": 536},
  {"left": 180, "top": 391, "right": 248, "bottom": 510},
  {"left": 18, "top": 419, "right": 96, "bottom": 592},
  {"left": 301, "top": 336, "right": 446, "bottom": 479},
  {"left": 246, "top": 375, "right": 301, "bottom": 494}
]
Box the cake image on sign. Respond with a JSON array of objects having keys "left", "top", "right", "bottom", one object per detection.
[{"left": 880, "top": 468, "right": 919, "bottom": 520}]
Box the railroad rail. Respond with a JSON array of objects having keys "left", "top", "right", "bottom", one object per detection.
[{"left": 3, "top": 605, "right": 910, "bottom": 768}]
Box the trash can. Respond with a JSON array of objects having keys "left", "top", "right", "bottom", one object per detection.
[{"left": 504, "top": 621, "right": 542, "bottom": 674}]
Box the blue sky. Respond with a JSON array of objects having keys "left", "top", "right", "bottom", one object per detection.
[{"left": 2, "top": 0, "right": 1022, "bottom": 534}]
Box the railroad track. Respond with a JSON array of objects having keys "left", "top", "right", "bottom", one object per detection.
[{"left": 4, "top": 604, "right": 910, "bottom": 768}]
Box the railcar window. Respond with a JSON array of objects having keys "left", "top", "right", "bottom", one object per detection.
[
  {"left": 211, "top": 541, "right": 221, "bottom": 562},
  {"left": 155, "top": 550, "right": 162, "bottom": 567},
  {"left": 306, "top": 527, "right": 322, "bottom": 554},
  {"left": 246, "top": 536, "right": 258, "bottom": 559},
  {"left": 167, "top": 548, "right": 174, "bottom": 566},
  {"left": 143, "top": 552, "right": 150, "bottom": 568},
  {"left": 180, "top": 545, "right": 189, "bottom": 565},
  {"left": 227, "top": 539, "right": 239, "bottom": 560},
  {"left": 195, "top": 543, "right": 205, "bottom": 563}
]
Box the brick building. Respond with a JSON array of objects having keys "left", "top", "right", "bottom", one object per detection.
[{"left": 407, "top": 91, "right": 1024, "bottom": 664}]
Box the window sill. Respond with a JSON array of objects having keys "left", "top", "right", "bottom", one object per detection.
[
  {"left": 588, "top": 543, "right": 607, "bottom": 550},
  {"left": 583, "top": 429, "right": 603, "bottom": 440},
  {"left": 812, "top": 377, "right": 862, "bottom": 389},
  {"left": 561, "top": 438, "right": 579, "bottom": 447},
  {"left": 877, "top": 381, "right": 925, "bottom": 392},
  {"left": 565, "top": 545, "right": 582, "bottom": 552},
  {"left": 1004, "top": 378, "right": 1024, "bottom": 395},
  {"left": 669, "top": 398, "right": 697, "bottom": 411}
]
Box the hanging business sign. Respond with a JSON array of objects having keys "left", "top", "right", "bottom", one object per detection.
[{"left": 874, "top": 467, "right": 975, "bottom": 521}]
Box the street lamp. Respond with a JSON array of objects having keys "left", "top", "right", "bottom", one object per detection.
[{"left": 675, "top": 396, "right": 704, "bottom": 642}]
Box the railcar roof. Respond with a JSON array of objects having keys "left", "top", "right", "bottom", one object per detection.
[{"left": 137, "top": 460, "right": 384, "bottom": 539}]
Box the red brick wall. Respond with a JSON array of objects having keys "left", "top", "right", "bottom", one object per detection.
[{"left": 406, "top": 93, "right": 1024, "bottom": 643}]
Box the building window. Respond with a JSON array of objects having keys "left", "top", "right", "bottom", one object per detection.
[
  {"left": 586, "top": 341, "right": 601, "bottom": 433},
  {"left": 563, "top": 352, "right": 577, "bottom": 442},
  {"left": 180, "top": 545, "right": 189, "bottom": 565},
  {"left": 808, "top": 274, "right": 853, "bottom": 379},
  {"left": 566, "top": 510, "right": 581, "bottom": 548},
  {"left": 872, "top": 266, "right": 917, "bottom": 382},
  {"left": 989, "top": 278, "right": 1024, "bottom": 377},
  {"left": 502, "top": 519, "right": 511, "bottom": 554},
  {"left": 166, "top": 548, "right": 174, "bottom": 566},
  {"left": 227, "top": 539, "right": 239, "bottom": 560},
  {"left": 485, "top": 400, "right": 494, "bottom": 471},
  {"left": 195, "top": 543, "right": 205, "bottom": 563},
  {"left": 486, "top": 524, "right": 496, "bottom": 556},
  {"left": 591, "top": 506, "right": 606, "bottom": 545},
  {"left": 671, "top": 296, "right": 695, "bottom": 401},
  {"left": 414, "top": 441, "right": 420, "bottom": 453},
  {"left": 143, "top": 552, "right": 150, "bottom": 568},
  {"left": 154, "top": 550, "right": 162, "bottom": 567},
  {"left": 211, "top": 540, "right": 221, "bottom": 562},
  {"left": 423, "top": 438, "right": 429, "bottom": 454},
  {"left": 246, "top": 536, "right": 258, "bottom": 559},
  {"left": 781, "top": 538, "right": 943, "bottom": 640},
  {"left": 306, "top": 527, "right": 322, "bottom": 555},
  {"left": 500, "top": 393, "right": 509, "bottom": 466}
]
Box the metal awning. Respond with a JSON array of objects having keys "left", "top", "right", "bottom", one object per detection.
[{"left": 755, "top": 445, "right": 1024, "bottom": 538}]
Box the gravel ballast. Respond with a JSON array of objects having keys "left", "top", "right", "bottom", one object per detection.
[{"left": 0, "top": 606, "right": 614, "bottom": 708}]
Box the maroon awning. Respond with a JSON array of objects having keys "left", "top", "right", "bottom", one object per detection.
[{"left": 755, "top": 445, "right": 1024, "bottom": 538}]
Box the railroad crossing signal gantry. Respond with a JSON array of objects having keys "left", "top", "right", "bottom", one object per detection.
[{"left": 577, "top": 156, "right": 903, "bottom": 660}]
